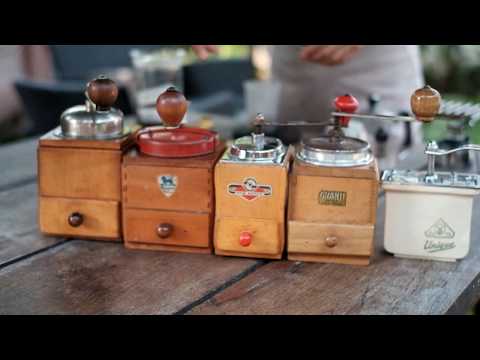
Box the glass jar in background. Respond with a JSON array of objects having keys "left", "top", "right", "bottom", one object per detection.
[{"left": 130, "top": 47, "right": 186, "bottom": 124}]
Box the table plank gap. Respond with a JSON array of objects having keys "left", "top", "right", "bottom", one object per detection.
[
  {"left": 0, "top": 240, "right": 259, "bottom": 315},
  {"left": 175, "top": 260, "right": 268, "bottom": 315},
  {"left": 188, "top": 198, "right": 480, "bottom": 315},
  {"left": 0, "top": 183, "right": 65, "bottom": 265}
]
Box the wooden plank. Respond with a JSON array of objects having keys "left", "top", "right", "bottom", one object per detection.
[
  {"left": 0, "top": 240, "right": 259, "bottom": 315},
  {"left": 0, "top": 137, "right": 37, "bottom": 190},
  {"left": 0, "top": 183, "right": 61, "bottom": 266},
  {"left": 189, "top": 197, "right": 480, "bottom": 315}
]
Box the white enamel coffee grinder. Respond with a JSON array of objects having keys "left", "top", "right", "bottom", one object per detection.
[{"left": 381, "top": 86, "right": 480, "bottom": 262}]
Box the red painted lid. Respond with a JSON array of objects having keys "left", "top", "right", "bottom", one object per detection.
[{"left": 136, "top": 126, "right": 219, "bottom": 158}]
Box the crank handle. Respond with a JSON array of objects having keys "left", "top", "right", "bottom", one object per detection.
[{"left": 425, "top": 143, "right": 480, "bottom": 157}]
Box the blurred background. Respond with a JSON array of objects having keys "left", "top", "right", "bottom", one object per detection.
[{"left": 2, "top": 45, "right": 480, "bottom": 162}]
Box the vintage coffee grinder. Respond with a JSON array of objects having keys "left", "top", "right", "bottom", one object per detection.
[
  {"left": 282, "top": 95, "right": 379, "bottom": 266},
  {"left": 214, "top": 114, "right": 291, "bottom": 260},
  {"left": 382, "top": 87, "right": 480, "bottom": 262},
  {"left": 38, "top": 76, "right": 133, "bottom": 240},
  {"left": 122, "top": 87, "right": 224, "bottom": 254}
]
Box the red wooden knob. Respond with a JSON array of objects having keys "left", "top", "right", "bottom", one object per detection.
[
  {"left": 156, "top": 87, "right": 188, "bottom": 127},
  {"left": 334, "top": 94, "right": 359, "bottom": 127},
  {"left": 239, "top": 231, "right": 253, "bottom": 247}
]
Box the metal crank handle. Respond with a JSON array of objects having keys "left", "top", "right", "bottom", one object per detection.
[
  {"left": 425, "top": 143, "right": 480, "bottom": 156},
  {"left": 259, "top": 120, "right": 333, "bottom": 127},
  {"left": 331, "top": 112, "right": 416, "bottom": 123}
]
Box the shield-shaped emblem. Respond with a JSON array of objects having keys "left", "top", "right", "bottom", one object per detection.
[{"left": 157, "top": 175, "right": 178, "bottom": 198}]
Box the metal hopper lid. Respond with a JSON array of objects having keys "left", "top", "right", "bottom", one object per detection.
[
  {"left": 58, "top": 76, "right": 126, "bottom": 140},
  {"left": 225, "top": 136, "right": 286, "bottom": 163},
  {"left": 297, "top": 136, "right": 373, "bottom": 167}
]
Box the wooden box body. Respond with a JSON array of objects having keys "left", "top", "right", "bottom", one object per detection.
[
  {"left": 214, "top": 152, "right": 291, "bottom": 260},
  {"left": 122, "top": 145, "right": 225, "bottom": 254},
  {"left": 38, "top": 127, "right": 134, "bottom": 241},
  {"left": 287, "top": 158, "right": 379, "bottom": 266}
]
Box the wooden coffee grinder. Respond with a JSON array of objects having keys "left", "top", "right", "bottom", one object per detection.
[
  {"left": 214, "top": 114, "right": 291, "bottom": 260},
  {"left": 285, "top": 95, "right": 379, "bottom": 266},
  {"left": 38, "top": 76, "right": 133, "bottom": 241},
  {"left": 122, "top": 87, "right": 224, "bottom": 253}
]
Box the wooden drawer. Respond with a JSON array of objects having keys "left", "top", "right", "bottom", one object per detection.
[
  {"left": 214, "top": 217, "right": 284, "bottom": 256},
  {"left": 39, "top": 197, "right": 120, "bottom": 239},
  {"left": 288, "top": 221, "right": 374, "bottom": 257},
  {"left": 123, "top": 209, "right": 211, "bottom": 248},
  {"left": 123, "top": 165, "right": 211, "bottom": 212},
  {"left": 38, "top": 147, "right": 121, "bottom": 201}
]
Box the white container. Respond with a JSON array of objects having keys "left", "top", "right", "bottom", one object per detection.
[{"left": 382, "top": 170, "right": 480, "bottom": 262}]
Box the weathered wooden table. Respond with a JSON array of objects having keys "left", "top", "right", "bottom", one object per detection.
[{"left": 1, "top": 137, "right": 479, "bottom": 315}]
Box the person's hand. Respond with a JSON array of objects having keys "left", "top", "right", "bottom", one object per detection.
[
  {"left": 192, "top": 45, "right": 219, "bottom": 60},
  {"left": 300, "top": 45, "right": 363, "bottom": 66}
]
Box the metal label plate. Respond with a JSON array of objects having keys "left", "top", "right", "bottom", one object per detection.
[{"left": 318, "top": 190, "right": 347, "bottom": 207}]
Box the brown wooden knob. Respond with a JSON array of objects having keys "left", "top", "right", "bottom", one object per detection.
[
  {"left": 157, "top": 223, "right": 173, "bottom": 239},
  {"left": 68, "top": 213, "right": 84, "bottom": 227},
  {"left": 325, "top": 236, "right": 338, "bottom": 248},
  {"left": 411, "top": 85, "right": 441, "bottom": 123},
  {"left": 156, "top": 87, "right": 188, "bottom": 127},
  {"left": 86, "top": 75, "right": 119, "bottom": 110}
]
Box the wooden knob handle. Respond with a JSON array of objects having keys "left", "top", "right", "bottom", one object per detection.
[
  {"left": 156, "top": 87, "right": 188, "bottom": 127},
  {"left": 86, "top": 75, "right": 119, "bottom": 110},
  {"left": 68, "top": 213, "right": 84, "bottom": 227},
  {"left": 325, "top": 236, "right": 338, "bottom": 248},
  {"left": 239, "top": 231, "right": 253, "bottom": 247},
  {"left": 157, "top": 223, "right": 173, "bottom": 239},
  {"left": 411, "top": 85, "right": 441, "bottom": 123}
]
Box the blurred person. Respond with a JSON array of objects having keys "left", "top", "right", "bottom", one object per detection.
[{"left": 192, "top": 45, "right": 425, "bottom": 163}]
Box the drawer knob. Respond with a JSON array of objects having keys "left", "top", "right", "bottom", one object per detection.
[
  {"left": 239, "top": 231, "right": 253, "bottom": 247},
  {"left": 325, "top": 236, "right": 338, "bottom": 248},
  {"left": 68, "top": 212, "right": 84, "bottom": 227},
  {"left": 157, "top": 223, "right": 173, "bottom": 239}
]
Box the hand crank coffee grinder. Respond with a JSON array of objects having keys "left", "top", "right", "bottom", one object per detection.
[
  {"left": 382, "top": 86, "right": 480, "bottom": 262},
  {"left": 38, "top": 76, "right": 133, "bottom": 241},
  {"left": 214, "top": 114, "right": 291, "bottom": 260},
  {"left": 286, "top": 95, "right": 379, "bottom": 266},
  {"left": 122, "top": 87, "right": 224, "bottom": 254}
]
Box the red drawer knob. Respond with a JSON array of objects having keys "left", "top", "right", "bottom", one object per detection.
[{"left": 239, "top": 231, "right": 253, "bottom": 247}]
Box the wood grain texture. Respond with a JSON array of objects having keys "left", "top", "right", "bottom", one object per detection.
[
  {"left": 214, "top": 217, "right": 283, "bottom": 257},
  {"left": 214, "top": 162, "right": 288, "bottom": 221},
  {"left": 0, "top": 240, "right": 259, "bottom": 315},
  {"left": 38, "top": 147, "right": 122, "bottom": 201},
  {"left": 0, "top": 184, "right": 61, "bottom": 266},
  {"left": 188, "top": 197, "right": 480, "bottom": 315},
  {"left": 288, "top": 222, "right": 374, "bottom": 256},
  {"left": 39, "top": 197, "right": 120, "bottom": 240},
  {"left": 124, "top": 208, "right": 211, "bottom": 249},
  {"left": 123, "top": 165, "right": 211, "bottom": 212}
]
